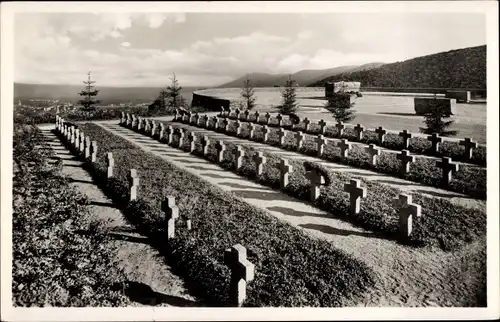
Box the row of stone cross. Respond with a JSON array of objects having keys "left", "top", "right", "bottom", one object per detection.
[
  {"left": 121, "top": 114, "right": 424, "bottom": 240},
  {"left": 159, "top": 110, "right": 463, "bottom": 187},
  {"left": 56, "top": 115, "right": 255, "bottom": 307},
  {"left": 56, "top": 116, "right": 98, "bottom": 162},
  {"left": 194, "top": 107, "right": 479, "bottom": 161}
]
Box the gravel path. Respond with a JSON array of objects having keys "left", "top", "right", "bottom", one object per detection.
[
  {"left": 95, "top": 121, "right": 486, "bottom": 307},
  {"left": 39, "top": 126, "right": 200, "bottom": 307}
]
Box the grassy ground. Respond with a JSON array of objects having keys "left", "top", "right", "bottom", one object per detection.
[{"left": 64, "top": 122, "right": 377, "bottom": 307}]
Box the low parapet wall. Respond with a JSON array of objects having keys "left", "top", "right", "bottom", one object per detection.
[
  {"left": 414, "top": 97, "right": 456, "bottom": 116},
  {"left": 191, "top": 92, "right": 232, "bottom": 111}
]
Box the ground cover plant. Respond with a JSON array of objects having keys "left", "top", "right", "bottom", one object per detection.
[
  {"left": 67, "top": 122, "right": 377, "bottom": 307},
  {"left": 187, "top": 115, "right": 486, "bottom": 198},
  {"left": 132, "top": 120, "right": 486, "bottom": 252},
  {"left": 224, "top": 112, "right": 487, "bottom": 166},
  {"left": 12, "top": 123, "right": 130, "bottom": 307}
]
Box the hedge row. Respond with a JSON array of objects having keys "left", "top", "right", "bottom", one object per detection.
[
  {"left": 128, "top": 120, "right": 486, "bottom": 252},
  {"left": 64, "top": 122, "right": 376, "bottom": 307},
  {"left": 12, "top": 123, "right": 130, "bottom": 307},
  {"left": 223, "top": 111, "right": 487, "bottom": 166},
  {"left": 179, "top": 115, "right": 486, "bottom": 199}
]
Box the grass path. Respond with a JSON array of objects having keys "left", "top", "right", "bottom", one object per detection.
[
  {"left": 95, "top": 121, "right": 486, "bottom": 307},
  {"left": 39, "top": 126, "right": 200, "bottom": 307}
]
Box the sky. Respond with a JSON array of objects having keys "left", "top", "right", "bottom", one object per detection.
[{"left": 14, "top": 12, "right": 486, "bottom": 87}]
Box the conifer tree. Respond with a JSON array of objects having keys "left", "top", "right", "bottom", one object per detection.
[
  {"left": 241, "top": 76, "right": 256, "bottom": 110},
  {"left": 324, "top": 82, "right": 355, "bottom": 123},
  {"left": 166, "top": 73, "right": 186, "bottom": 111},
  {"left": 279, "top": 75, "right": 298, "bottom": 115},
  {"left": 78, "top": 71, "right": 100, "bottom": 112},
  {"left": 419, "top": 94, "right": 458, "bottom": 136}
]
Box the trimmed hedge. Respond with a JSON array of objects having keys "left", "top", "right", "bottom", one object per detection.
[
  {"left": 12, "top": 123, "right": 130, "bottom": 307},
  {"left": 183, "top": 115, "right": 486, "bottom": 199},
  {"left": 224, "top": 112, "right": 487, "bottom": 166},
  {"left": 64, "top": 122, "right": 377, "bottom": 307},
  {"left": 131, "top": 120, "right": 486, "bottom": 252}
]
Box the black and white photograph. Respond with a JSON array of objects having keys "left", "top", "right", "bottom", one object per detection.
[{"left": 1, "top": 1, "right": 498, "bottom": 320}]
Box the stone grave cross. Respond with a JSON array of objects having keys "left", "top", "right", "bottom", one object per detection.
[
  {"left": 427, "top": 133, "right": 442, "bottom": 154},
  {"left": 459, "top": 137, "right": 477, "bottom": 160},
  {"left": 436, "top": 157, "right": 459, "bottom": 187},
  {"left": 224, "top": 244, "right": 255, "bottom": 307},
  {"left": 318, "top": 119, "right": 327, "bottom": 135},
  {"left": 306, "top": 168, "right": 326, "bottom": 201},
  {"left": 106, "top": 152, "right": 114, "bottom": 178},
  {"left": 216, "top": 140, "right": 226, "bottom": 163},
  {"left": 278, "top": 159, "right": 293, "bottom": 189},
  {"left": 394, "top": 194, "right": 421, "bottom": 238},
  {"left": 396, "top": 150, "right": 415, "bottom": 175},
  {"left": 253, "top": 151, "right": 266, "bottom": 176},
  {"left": 399, "top": 130, "right": 412, "bottom": 149},
  {"left": 128, "top": 169, "right": 139, "bottom": 201},
  {"left": 235, "top": 146, "right": 245, "bottom": 169},
  {"left": 162, "top": 196, "right": 179, "bottom": 240},
  {"left": 343, "top": 179, "right": 367, "bottom": 214},
  {"left": 316, "top": 134, "right": 327, "bottom": 157},
  {"left": 365, "top": 144, "right": 381, "bottom": 166},
  {"left": 354, "top": 124, "right": 364, "bottom": 141}
]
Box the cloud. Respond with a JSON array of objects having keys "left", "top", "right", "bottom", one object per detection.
[{"left": 13, "top": 12, "right": 486, "bottom": 87}]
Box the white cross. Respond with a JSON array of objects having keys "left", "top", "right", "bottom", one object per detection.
[
  {"left": 343, "top": 179, "right": 367, "bottom": 214},
  {"left": 375, "top": 127, "right": 386, "bottom": 143},
  {"left": 295, "top": 131, "right": 305, "bottom": 151},
  {"left": 106, "top": 152, "right": 114, "bottom": 178},
  {"left": 262, "top": 125, "right": 270, "bottom": 143},
  {"left": 278, "top": 128, "right": 287, "bottom": 145},
  {"left": 365, "top": 144, "right": 381, "bottom": 165},
  {"left": 399, "top": 130, "right": 412, "bottom": 149},
  {"left": 265, "top": 112, "right": 271, "bottom": 124},
  {"left": 162, "top": 196, "right": 179, "bottom": 239},
  {"left": 188, "top": 132, "right": 198, "bottom": 152},
  {"left": 249, "top": 123, "right": 255, "bottom": 139},
  {"left": 397, "top": 150, "right": 415, "bottom": 174},
  {"left": 128, "top": 169, "right": 139, "bottom": 201},
  {"left": 316, "top": 134, "right": 327, "bottom": 157},
  {"left": 303, "top": 118, "right": 311, "bottom": 131},
  {"left": 253, "top": 151, "right": 266, "bottom": 176},
  {"left": 354, "top": 124, "right": 364, "bottom": 141},
  {"left": 224, "top": 244, "right": 255, "bottom": 307},
  {"left": 318, "top": 119, "right": 327, "bottom": 134},
  {"left": 459, "top": 137, "right": 477, "bottom": 160},
  {"left": 338, "top": 139, "right": 351, "bottom": 158},
  {"left": 202, "top": 136, "right": 210, "bottom": 156},
  {"left": 427, "top": 133, "right": 442, "bottom": 154},
  {"left": 216, "top": 140, "right": 226, "bottom": 163},
  {"left": 235, "top": 120, "right": 242, "bottom": 135},
  {"left": 436, "top": 157, "right": 459, "bottom": 187},
  {"left": 278, "top": 159, "right": 293, "bottom": 189},
  {"left": 335, "top": 122, "right": 345, "bottom": 137},
  {"left": 306, "top": 168, "right": 326, "bottom": 201},
  {"left": 394, "top": 194, "right": 421, "bottom": 238},
  {"left": 236, "top": 146, "right": 245, "bottom": 169}
]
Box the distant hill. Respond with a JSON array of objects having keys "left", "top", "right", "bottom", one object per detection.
[
  {"left": 217, "top": 63, "right": 384, "bottom": 88},
  {"left": 14, "top": 83, "right": 204, "bottom": 104},
  {"left": 308, "top": 45, "right": 486, "bottom": 89}
]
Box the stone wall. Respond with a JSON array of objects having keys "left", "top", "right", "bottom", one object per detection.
[
  {"left": 445, "top": 90, "right": 471, "bottom": 103},
  {"left": 191, "top": 92, "right": 232, "bottom": 111},
  {"left": 414, "top": 97, "right": 456, "bottom": 116}
]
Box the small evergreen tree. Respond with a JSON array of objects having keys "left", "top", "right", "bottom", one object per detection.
[
  {"left": 419, "top": 95, "right": 458, "bottom": 136},
  {"left": 148, "top": 87, "right": 168, "bottom": 114},
  {"left": 279, "top": 75, "right": 298, "bottom": 114},
  {"left": 166, "top": 73, "right": 186, "bottom": 111},
  {"left": 324, "top": 82, "right": 355, "bottom": 123},
  {"left": 78, "top": 71, "right": 100, "bottom": 112},
  {"left": 241, "top": 76, "right": 256, "bottom": 110}
]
